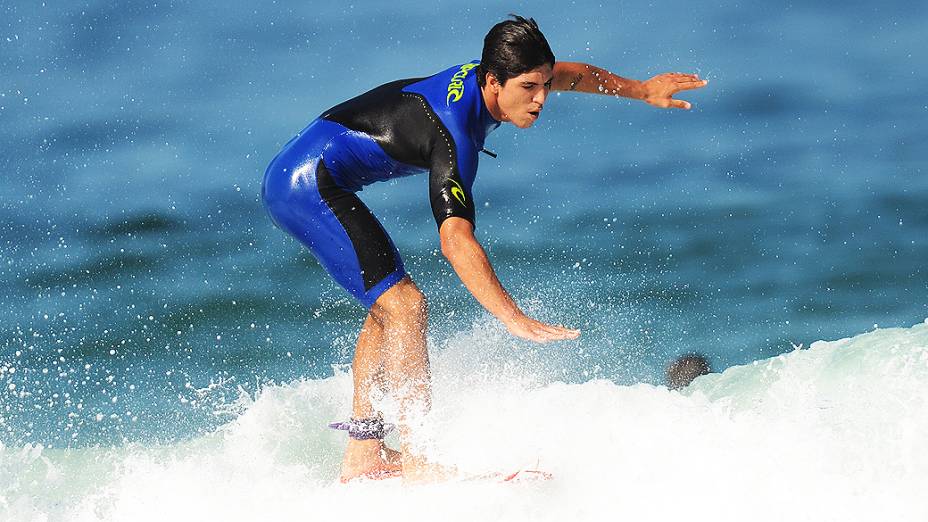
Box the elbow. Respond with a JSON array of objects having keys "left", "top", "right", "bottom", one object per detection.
[
  {"left": 438, "top": 217, "right": 473, "bottom": 261},
  {"left": 440, "top": 231, "right": 458, "bottom": 261}
]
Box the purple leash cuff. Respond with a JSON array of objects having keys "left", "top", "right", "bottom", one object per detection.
[{"left": 328, "top": 417, "right": 395, "bottom": 440}]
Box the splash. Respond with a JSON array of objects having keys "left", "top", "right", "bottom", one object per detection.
[{"left": 2, "top": 320, "right": 927, "bottom": 521}]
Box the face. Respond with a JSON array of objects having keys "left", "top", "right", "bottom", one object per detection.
[{"left": 490, "top": 64, "right": 553, "bottom": 128}]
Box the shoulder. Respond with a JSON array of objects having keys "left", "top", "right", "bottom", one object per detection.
[{"left": 404, "top": 61, "right": 481, "bottom": 117}]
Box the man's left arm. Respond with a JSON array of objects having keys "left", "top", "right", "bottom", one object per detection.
[{"left": 552, "top": 61, "right": 708, "bottom": 110}]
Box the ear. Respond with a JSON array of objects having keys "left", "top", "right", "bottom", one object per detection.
[{"left": 486, "top": 73, "right": 501, "bottom": 93}]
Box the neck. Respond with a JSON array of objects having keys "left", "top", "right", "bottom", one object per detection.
[{"left": 481, "top": 84, "right": 506, "bottom": 122}]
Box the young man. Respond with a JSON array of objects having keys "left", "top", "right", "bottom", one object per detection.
[{"left": 262, "top": 15, "right": 707, "bottom": 482}]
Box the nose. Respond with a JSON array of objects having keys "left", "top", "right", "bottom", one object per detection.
[{"left": 533, "top": 88, "right": 548, "bottom": 108}]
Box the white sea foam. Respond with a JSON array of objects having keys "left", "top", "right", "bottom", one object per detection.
[{"left": 3, "top": 320, "right": 928, "bottom": 521}]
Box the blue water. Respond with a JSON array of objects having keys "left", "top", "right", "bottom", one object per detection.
[
  {"left": 3, "top": 316, "right": 928, "bottom": 520},
  {"left": 1, "top": 0, "right": 926, "bottom": 459}
]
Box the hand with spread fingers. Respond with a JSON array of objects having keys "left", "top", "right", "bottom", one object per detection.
[
  {"left": 641, "top": 72, "right": 709, "bottom": 110},
  {"left": 505, "top": 313, "right": 581, "bottom": 344}
]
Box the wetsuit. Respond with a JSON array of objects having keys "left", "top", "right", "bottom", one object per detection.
[{"left": 262, "top": 61, "right": 500, "bottom": 308}]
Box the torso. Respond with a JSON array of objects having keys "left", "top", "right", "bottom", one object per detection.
[{"left": 279, "top": 61, "right": 500, "bottom": 227}]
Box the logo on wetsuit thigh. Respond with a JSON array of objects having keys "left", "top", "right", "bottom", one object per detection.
[{"left": 446, "top": 62, "right": 479, "bottom": 105}]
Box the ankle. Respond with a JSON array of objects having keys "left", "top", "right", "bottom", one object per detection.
[{"left": 345, "top": 438, "right": 385, "bottom": 454}]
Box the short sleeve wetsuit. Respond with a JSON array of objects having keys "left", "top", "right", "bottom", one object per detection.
[{"left": 262, "top": 61, "right": 501, "bottom": 308}]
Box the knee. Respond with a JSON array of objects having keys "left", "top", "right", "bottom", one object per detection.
[
  {"left": 361, "top": 312, "right": 384, "bottom": 336},
  {"left": 371, "top": 279, "right": 428, "bottom": 326}
]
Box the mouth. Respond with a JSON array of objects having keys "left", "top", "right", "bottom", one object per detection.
[{"left": 528, "top": 109, "right": 541, "bottom": 120}]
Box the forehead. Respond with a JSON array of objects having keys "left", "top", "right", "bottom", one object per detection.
[{"left": 510, "top": 64, "right": 554, "bottom": 83}]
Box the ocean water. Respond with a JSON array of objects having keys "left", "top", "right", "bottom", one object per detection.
[
  {"left": 1, "top": 0, "right": 927, "bottom": 519},
  {"left": 3, "top": 321, "right": 928, "bottom": 520}
]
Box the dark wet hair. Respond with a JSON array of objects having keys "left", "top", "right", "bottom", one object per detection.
[
  {"left": 666, "top": 354, "right": 712, "bottom": 390},
  {"left": 477, "top": 15, "right": 556, "bottom": 88}
]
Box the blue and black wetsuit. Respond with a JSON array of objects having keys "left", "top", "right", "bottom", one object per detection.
[{"left": 262, "top": 61, "right": 500, "bottom": 308}]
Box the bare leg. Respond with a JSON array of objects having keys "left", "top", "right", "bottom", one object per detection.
[
  {"left": 339, "top": 313, "right": 402, "bottom": 481},
  {"left": 351, "top": 312, "right": 386, "bottom": 420},
  {"left": 369, "top": 277, "right": 454, "bottom": 482},
  {"left": 340, "top": 276, "right": 451, "bottom": 482}
]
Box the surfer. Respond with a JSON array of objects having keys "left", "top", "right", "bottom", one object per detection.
[{"left": 262, "top": 15, "right": 708, "bottom": 482}]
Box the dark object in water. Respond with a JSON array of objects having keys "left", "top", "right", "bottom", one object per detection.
[{"left": 666, "top": 354, "right": 712, "bottom": 390}]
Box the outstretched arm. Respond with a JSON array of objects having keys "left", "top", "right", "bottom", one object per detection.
[
  {"left": 439, "top": 217, "right": 580, "bottom": 343},
  {"left": 552, "top": 61, "right": 708, "bottom": 110}
]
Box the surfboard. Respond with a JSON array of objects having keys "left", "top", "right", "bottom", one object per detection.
[
  {"left": 341, "top": 468, "right": 552, "bottom": 484},
  {"left": 496, "top": 469, "right": 553, "bottom": 482}
]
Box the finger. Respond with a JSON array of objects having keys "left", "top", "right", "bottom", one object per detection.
[
  {"left": 538, "top": 324, "right": 573, "bottom": 342},
  {"left": 535, "top": 321, "right": 566, "bottom": 334},
  {"left": 524, "top": 319, "right": 580, "bottom": 341},
  {"left": 513, "top": 321, "right": 558, "bottom": 343},
  {"left": 645, "top": 96, "right": 671, "bottom": 108},
  {"left": 519, "top": 323, "right": 553, "bottom": 343},
  {"left": 534, "top": 326, "right": 561, "bottom": 342},
  {"left": 674, "top": 79, "right": 709, "bottom": 91},
  {"left": 540, "top": 323, "right": 581, "bottom": 340},
  {"left": 547, "top": 323, "right": 580, "bottom": 336},
  {"left": 548, "top": 330, "right": 579, "bottom": 341},
  {"left": 529, "top": 331, "right": 553, "bottom": 344},
  {"left": 535, "top": 327, "right": 563, "bottom": 342},
  {"left": 527, "top": 325, "right": 578, "bottom": 343},
  {"left": 668, "top": 98, "right": 691, "bottom": 110},
  {"left": 518, "top": 329, "right": 549, "bottom": 344}
]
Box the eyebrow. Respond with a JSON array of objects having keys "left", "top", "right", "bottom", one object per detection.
[{"left": 522, "top": 76, "right": 555, "bottom": 86}]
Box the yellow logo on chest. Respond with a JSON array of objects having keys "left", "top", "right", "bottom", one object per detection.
[{"left": 447, "top": 63, "right": 478, "bottom": 105}]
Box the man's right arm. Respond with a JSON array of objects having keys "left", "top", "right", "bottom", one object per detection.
[{"left": 439, "top": 217, "right": 580, "bottom": 343}]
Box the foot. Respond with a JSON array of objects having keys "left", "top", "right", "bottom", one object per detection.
[
  {"left": 382, "top": 445, "right": 403, "bottom": 467},
  {"left": 340, "top": 439, "right": 403, "bottom": 483},
  {"left": 400, "top": 456, "right": 459, "bottom": 484}
]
